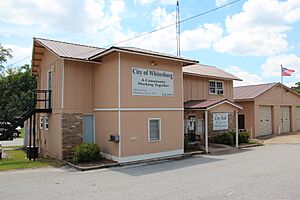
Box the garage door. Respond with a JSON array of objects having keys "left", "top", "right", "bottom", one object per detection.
[
  {"left": 259, "top": 106, "right": 272, "bottom": 136},
  {"left": 281, "top": 106, "right": 290, "bottom": 133},
  {"left": 296, "top": 107, "right": 300, "bottom": 131}
]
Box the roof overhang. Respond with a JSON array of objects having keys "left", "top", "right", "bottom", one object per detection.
[
  {"left": 89, "top": 47, "right": 198, "bottom": 66},
  {"left": 183, "top": 72, "right": 242, "bottom": 81},
  {"left": 185, "top": 99, "right": 243, "bottom": 110}
]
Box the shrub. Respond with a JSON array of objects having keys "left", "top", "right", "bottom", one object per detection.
[
  {"left": 229, "top": 131, "right": 250, "bottom": 144},
  {"left": 73, "top": 144, "right": 101, "bottom": 163},
  {"left": 212, "top": 132, "right": 234, "bottom": 145}
]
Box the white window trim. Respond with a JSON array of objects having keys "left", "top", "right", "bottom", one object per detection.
[
  {"left": 45, "top": 117, "right": 49, "bottom": 131},
  {"left": 39, "top": 116, "right": 44, "bottom": 129},
  {"left": 209, "top": 80, "right": 224, "bottom": 95},
  {"left": 148, "top": 118, "right": 161, "bottom": 142}
]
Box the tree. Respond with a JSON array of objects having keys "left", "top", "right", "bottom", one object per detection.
[
  {"left": 0, "top": 64, "right": 37, "bottom": 121},
  {"left": 291, "top": 82, "right": 300, "bottom": 94},
  {"left": 0, "top": 43, "right": 13, "bottom": 72}
]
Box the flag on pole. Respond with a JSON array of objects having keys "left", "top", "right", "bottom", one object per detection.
[{"left": 281, "top": 67, "right": 295, "bottom": 76}]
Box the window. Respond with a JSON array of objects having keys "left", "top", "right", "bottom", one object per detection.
[
  {"left": 209, "top": 81, "right": 224, "bottom": 95},
  {"left": 148, "top": 118, "right": 161, "bottom": 142},
  {"left": 45, "top": 117, "right": 49, "bottom": 131},
  {"left": 39, "top": 117, "right": 43, "bottom": 129}
]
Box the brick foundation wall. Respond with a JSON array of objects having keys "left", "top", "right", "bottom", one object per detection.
[{"left": 62, "top": 113, "right": 83, "bottom": 159}]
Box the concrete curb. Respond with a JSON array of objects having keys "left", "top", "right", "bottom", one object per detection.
[
  {"left": 66, "top": 151, "right": 205, "bottom": 171},
  {"left": 238, "top": 143, "right": 264, "bottom": 149}
]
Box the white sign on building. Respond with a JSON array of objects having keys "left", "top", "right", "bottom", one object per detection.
[
  {"left": 213, "top": 113, "right": 229, "bottom": 131},
  {"left": 132, "top": 67, "right": 174, "bottom": 96}
]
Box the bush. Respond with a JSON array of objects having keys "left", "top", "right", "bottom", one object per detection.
[
  {"left": 212, "top": 132, "right": 234, "bottom": 145},
  {"left": 73, "top": 144, "right": 101, "bottom": 163},
  {"left": 229, "top": 131, "right": 250, "bottom": 144}
]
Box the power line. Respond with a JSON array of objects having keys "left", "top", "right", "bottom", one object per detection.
[
  {"left": 110, "top": 0, "right": 243, "bottom": 46},
  {"left": 4, "top": 56, "right": 31, "bottom": 68}
]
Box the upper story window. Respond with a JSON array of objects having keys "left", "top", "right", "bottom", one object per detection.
[{"left": 209, "top": 81, "right": 224, "bottom": 95}]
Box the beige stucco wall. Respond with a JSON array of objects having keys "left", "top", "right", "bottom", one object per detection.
[
  {"left": 121, "top": 111, "right": 183, "bottom": 157},
  {"left": 183, "top": 75, "right": 234, "bottom": 102},
  {"left": 237, "top": 101, "right": 255, "bottom": 135}
]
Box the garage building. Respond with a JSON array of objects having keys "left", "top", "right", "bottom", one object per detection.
[{"left": 234, "top": 83, "right": 300, "bottom": 137}]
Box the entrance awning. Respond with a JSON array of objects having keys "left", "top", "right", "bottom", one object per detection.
[{"left": 184, "top": 99, "right": 243, "bottom": 110}]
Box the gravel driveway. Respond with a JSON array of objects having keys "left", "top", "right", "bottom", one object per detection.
[{"left": 263, "top": 132, "right": 300, "bottom": 144}]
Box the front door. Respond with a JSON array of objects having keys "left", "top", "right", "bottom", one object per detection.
[
  {"left": 187, "top": 115, "right": 196, "bottom": 142},
  {"left": 83, "top": 115, "right": 94, "bottom": 144},
  {"left": 238, "top": 114, "right": 245, "bottom": 129}
]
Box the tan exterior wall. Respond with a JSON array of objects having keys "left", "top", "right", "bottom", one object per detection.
[
  {"left": 38, "top": 49, "right": 62, "bottom": 111},
  {"left": 64, "top": 60, "right": 96, "bottom": 113},
  {"left": 95, "top": 111, "right": 119, "bottom": 157},
  {"left": 94, "top": 53, "right": 119, "bottom": 108},
  {"left": 236, "top": 85, "right": 300, "bottom": 137},
  {"left": 237, "top": 101, "right": 255, "bottom": 136},
  {"left": 183, "top": 75, "right": 233, "bottom": 102},
  {"left": 121, "top": 111, "right": 183, "bottom": 157},
  {"left": 39, "top": 113, "right": 62, "bottom": 159}
]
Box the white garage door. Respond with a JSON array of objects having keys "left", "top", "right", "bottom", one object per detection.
[
  {"left": 281, "top": 106, "right": 290, "bottom": 133},
  {"left": 259, "top": 106, "right": 272, "bottom": 136},
  {"left": 296, "top": 107, "right": 300, "bottom": 131}
]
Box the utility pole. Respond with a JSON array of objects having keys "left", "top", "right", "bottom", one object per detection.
[{"left": 176, "top": 0, "right": 181, "bottom": 57}]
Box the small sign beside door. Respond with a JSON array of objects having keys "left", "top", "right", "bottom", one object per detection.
[{"left": 213, "top": 113, "right": 228, "bottom": 131}]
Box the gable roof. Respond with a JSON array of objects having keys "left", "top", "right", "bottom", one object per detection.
[
  {"left": 34, "top": 37, "right": 105, "bottom": 60},
  {"left": 233, "top": 83, "right": 278, "bottom": 101},
  {"left": 183, "top": 64, "right": 242, "bottom": 81},
  {"left": 184, "top": 99, "right": 243, "bottom": 110},
  {"left": 89, "top": 46, "right": 198, "bottom": 65}
]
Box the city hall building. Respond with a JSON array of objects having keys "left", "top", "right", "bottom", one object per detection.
[{"left": 29, "top": 38, "right": 300, "bottom": 163}]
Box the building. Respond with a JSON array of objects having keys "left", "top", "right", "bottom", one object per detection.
[
  {"left": 31, "top": 38, "right": 199, "bottom": 162},
  {"left": 29, "top": 37, "right": 244, "bottom": 162},
  {"left": 234, "top": 83, "right": 300, "bottom": 137},
  {"left": 182, "top": 65, "right": 243, "bottom": 150}
]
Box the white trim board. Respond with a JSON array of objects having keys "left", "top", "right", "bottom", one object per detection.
[
  {"left": 102, "top": 149, "right": 183, "bottom": 163},
  {"left": 94, "top": 108, "right": 184, "bottom": 111}
]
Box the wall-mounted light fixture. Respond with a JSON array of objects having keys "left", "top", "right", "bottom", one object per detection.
[{"left": 150, "top": 60, "right": 158, "bottom": 66}]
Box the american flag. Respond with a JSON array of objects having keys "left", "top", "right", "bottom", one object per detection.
[{"left": 282, "top": 67, "right": 295, "bottom": 76}]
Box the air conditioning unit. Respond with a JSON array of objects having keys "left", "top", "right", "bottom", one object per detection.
[{"left": 109, "top": 135, "right": 119, "bottom": 142}]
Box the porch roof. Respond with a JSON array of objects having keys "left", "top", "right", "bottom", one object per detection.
[{"left": 184, "top": 99, "right": 243, "bottom": 110}]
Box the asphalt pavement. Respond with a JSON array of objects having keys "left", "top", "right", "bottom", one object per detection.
[{"left": 1, "top": 144, "right": 300, "bottom": 200}]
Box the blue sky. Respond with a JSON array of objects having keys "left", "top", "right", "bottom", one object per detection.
[{"left": 0, "top": 0, "right": 299, "bottom": 86}]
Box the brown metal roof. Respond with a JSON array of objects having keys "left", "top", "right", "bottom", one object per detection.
[
  {"left": 183, "top": 64, "right": 242, "bottom": 81},
  {"left": 34, "top": 38, "right": 105, "bottom": 60},
  {"left": 184, "top": 99, "right": 242, "bottom": 110},
  {"left": 234, "top": 83, "right": 277, "bottom": 101},
  {"left": 89, "top": 46, "right": 198, "bottom": 65}
]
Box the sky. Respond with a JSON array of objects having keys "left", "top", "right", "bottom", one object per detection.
[{"left": 0, "top": 0, "right": 299, "bottom": 86}]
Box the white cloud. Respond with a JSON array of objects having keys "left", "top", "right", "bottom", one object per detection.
[
  {"left": 261, "top": 54, "right": 300, "bottom": 78},
  {"left": 0, "top": 0, "right": 125, "bottom": 34},
  {"left": 134, "top": 0, "right": 176, "bottom": 5},
  {"left": 216, "top": 0, "right": 228, "bottom": 7},
  {"left": 181, "top": 24, "right": 223, "bottom": 51},
  {"left": 2, "top": 44, "right": 31, "bottom": 67},
  {"left": 226, "top": 66, "right": 264, "bottom": 86},
  {"left": 214, "top": 0, "right": 300, "bottom": 56}
]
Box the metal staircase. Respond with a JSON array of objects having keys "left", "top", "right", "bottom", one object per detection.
[{"left": 0, "top": 90, "right": 52, "bottom": 159}]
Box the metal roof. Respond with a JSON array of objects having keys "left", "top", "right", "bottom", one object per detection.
[
  {"left": 233, "top": 83, "right": 277, "bottom": 101},
  {"left": 34, "top": 38, "right": 105, "bottom": 60},
  {"left": 183, "top": 64, "right": 242, "bottom": 81},
  {"left": 184, "top": 99, "right": 242, "bottom": 110}
]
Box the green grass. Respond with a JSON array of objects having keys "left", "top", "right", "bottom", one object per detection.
[
  {"left": 0, "top": 150, "right": 49, "bottom": 171},
  {"left": 20, "top": 128, "right": 24, "bottom": 138}
]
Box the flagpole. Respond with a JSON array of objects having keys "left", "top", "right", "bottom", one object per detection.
[{"left": 281, "top": 65, "right": 283, "bottom": 134}]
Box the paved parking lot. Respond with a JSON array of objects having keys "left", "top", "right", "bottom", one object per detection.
[{"left": 1, "top": 143, "right": 300, "bottom": 200}]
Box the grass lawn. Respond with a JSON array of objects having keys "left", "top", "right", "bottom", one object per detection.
[
  {"left": 0, "top": 150, "right": 53, "bottom": 171},
  {"left": 20, "top": 128, "right": 24, "bottom": 138}
]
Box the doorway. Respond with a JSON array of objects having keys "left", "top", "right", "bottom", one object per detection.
[{"left": 83, "top": 115, "right": 95, "bottom": 144}]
